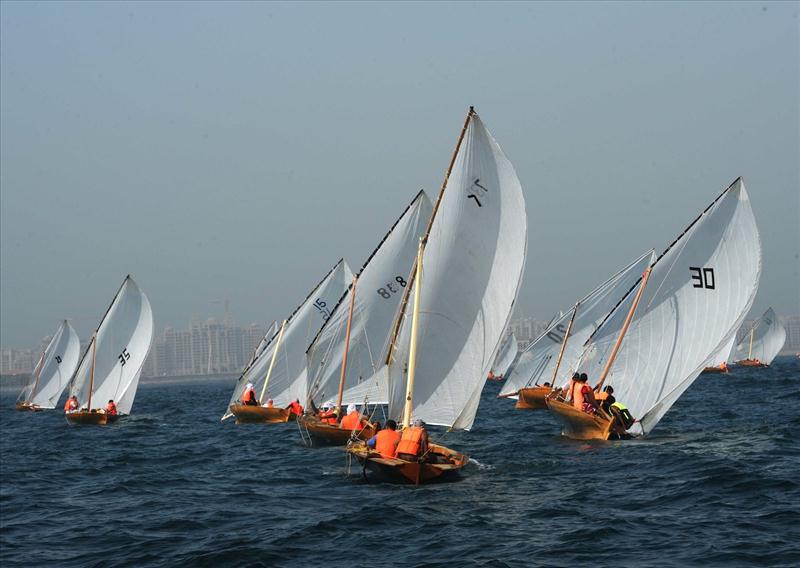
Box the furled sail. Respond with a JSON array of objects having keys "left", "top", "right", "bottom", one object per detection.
[
  {"left": 490, "top": 332, "right": 519, "bottom": 379},
  {"left": 17, "top": 320, "right": 80, "bottom": 409},
  {"left": 577, "top": 178, "right": 761, "bottom": 434},
  {"left": 733, "top": 307, "right": 786, "bottom": 365},
  {"left": 223, "top": 259, "right": 352, "bottom": 415},
  {"left": 306, "top": 191, "right": 432, "bottom": 407},
  {"left": 68, "top": 276, "right": 154, "bottom": 415},
  {"left": 387, "top": 109, "right": 528, "bottom": 430},
  {"left": 500, "top": 249, "right": 653, "bottom": 397}
]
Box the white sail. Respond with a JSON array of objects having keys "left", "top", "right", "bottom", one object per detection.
[
  {"left": 490, "top": 332, "right": 519, "bottom": 379},
  {"left": 577, "top": 178, "right": 761, "bottom": 434},
  {"left": 387, "top": 110, "right": 528, "bottom": 430},
  {"left": 733, "top": 307, "right": 786, "bottom": 365},
  {"left": 500, "top": 249, "right": 653, "bottom": 397},
  {"left": 69, "top": 276, "right": 154, "bottom": 415},
  {"left": 18, "top": 320, "right": 81, "bottom": 409},
  {"left": 307, "top": 191, "right": 432, "bottom": 407},
  {"left": 224, "top": 259, "right": 352, "bottom": 413},
  {"left": 705, "top": 333, "right": 737, "bottom": 367}
]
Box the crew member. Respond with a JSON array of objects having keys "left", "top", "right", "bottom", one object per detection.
[
  {"left": 241, "top": 383, "right": 258, "bottom": 406},
  {"left": 595, "top": 385, "right": 616, "bottom": 414},
  {"left": 340, "top": 403, "right": 363, "bottom": 430},
  {"left": 264, "top": 398, "right": 274, "bottom": 408},
  {"left": 287, "top": 398, "right": 304, "bottom": 416},
  {"left": 106, "top": 399, "right": 118, "bottom": 415},
  {"left": 572, "top": 374, "right": 598, "bottom": 414},
  {"left": 64, "top": 395, "right": 79, "bottom": 412},
  {"left": 395, "top": 418, "right": 429, "bottom": 461},
  {"left": 366, "top": 419, "right": 401, "bottom": 459},
  {"left": 319, "top": 402, "right": 337, "bottom": 425}
]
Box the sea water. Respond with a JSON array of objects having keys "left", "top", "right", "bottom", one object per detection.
[{"left": 1, "top": 359, "right": 798, "bottom": 567}]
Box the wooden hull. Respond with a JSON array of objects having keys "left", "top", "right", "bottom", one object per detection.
[
  {"left": 229, "top": 404, "right": 294, "bottom": 424},
  {"left": 298, "top": 416, "right": 376, "bottom": 446},
  {"left": 736, "top": 359, "right": 767, "bottom": 368},
  {"left": 546, "top": 398, "right": 621, "bottom": 441},
  {"left": 702, "top": 365, "right": 729, "bottom": 374},
  {"left": 65, "top": 411, "right": 120, "bottom": 425},
  {"left": 348, "top": 442, "right": 469, "bottom": 485},
  {"left": 515, "top": 386, "right": 551, "bottom": 410},
  {"left": 15, "top": 402, "right": 43, "bottom": 412}
]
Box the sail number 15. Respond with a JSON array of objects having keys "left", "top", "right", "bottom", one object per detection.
[{"left": 377, "top": 276, "right": 407, "bottom": 299}]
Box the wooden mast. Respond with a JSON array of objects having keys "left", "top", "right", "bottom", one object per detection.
[
  {"left": 747, "top": 327, "right": 755, "bottom": 360},
  {"left": 402, "top": 238, "right": 425, "bottom": 428},
  {"left": 335, "top": 275, "right": 359, "bottom": 416},
  {"left": 386, "top": 106, "right": 475, "bottom": 365},
  {"left": 87, "top": 332, "right": 97, "bottom": 411},
  {"left": 594, "top": 266, "right": 652, "bottom": 392},
  {"left": 27, "top": 348, "right": 46, "bottom": 403},
  {"left": 260, "top": 319, "right": 287, "bottom": 404},
  {"left": 547, "top": 304, "right": 579, "bottom": 390}
]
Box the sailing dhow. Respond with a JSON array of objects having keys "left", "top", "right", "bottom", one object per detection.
[
  {"left": 65, "top": 276, "right": 154, "bottom": 425},
  {"left": 487, "top": 332, "right": 519, "bottom": 381},
  {"left": 300, "top": 190, "right": 432, "bottom": 445},
  {"left": 224, "top": 259, "right": 351, "bottom": 423},
  {"left": 348, "top": 107, "right": 528, "bottom": 483},
  {"left": 733, "top": 307, "right": 786, "bottom": 367},
  {"left": 547, "top": 178, "right": 761, "bottom": 440},
  {"left": 15, "top": 320, "right": 80, "bottom": 411}
]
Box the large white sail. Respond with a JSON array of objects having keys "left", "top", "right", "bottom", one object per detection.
[
  {"left": 490, "top": 332, "right": 519, "bottom": 379},
  {"left": 224, "top": 259, "right": 352, "bottom": 414},
  {"left": 18, "top": 320, "right": 81, "bottom": 409},
  {"left": 577, "top": 178, "right": 761, "bottom": 434},
  {"left": 306, "top": 191, "right": 432, "bottom": 407},
  {"left": 500, "top": 250, "right": 653, "bottom": 397},
  {"left": 733, "top": 307, "right": 786, "bottom": 365},
  {"left": 69, "top": 276, "right": 154, "bottom": 415},
  {"left": 387, "top": 110, "right": 528, "bottom": 430}
]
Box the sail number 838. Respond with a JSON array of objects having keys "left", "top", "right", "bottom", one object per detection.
[{"left": 377, "top": 276, "right": 407, "bottom": 299}]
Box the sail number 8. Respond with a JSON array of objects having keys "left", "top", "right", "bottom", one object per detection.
[
  {"left": 377, "top": 276, "right": 407, "bottom": 299},
  {"left": 690, "top": 267, "right": 715, "bottom": 290}
]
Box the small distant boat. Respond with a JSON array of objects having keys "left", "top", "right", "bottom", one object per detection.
[
  {"left": 702, "top": 334, "right": 736, "bottom": 373},
  {"left": 547, "top": 178, "right": 761, "bottom": 440},
  {"left": 348, "top": 107, "right": 528, "bottom": 483},
  {"left": 15, "top": 320, "right": 80, "bottom": 411},
  {"left": 301, "top": 191, "right": 432, "bottom": 445},
  {"left": 487, "top": 333, "right": 518, "bottom": 381},
  {"left": 223, "top": 259, "right": 352, "bottom": 424},
  {"left": 733, "top": 307, "right": 786, "bottom": 368},
  {"left": 500, "top": 249, "right": 653, "bottom": 410},
  {"left": 65, "top": 276, "right": 154, "bottom": 425}
]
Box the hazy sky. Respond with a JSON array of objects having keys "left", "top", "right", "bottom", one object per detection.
[{"left": 1, "top": 1, "right": 798, "bottom": 347}]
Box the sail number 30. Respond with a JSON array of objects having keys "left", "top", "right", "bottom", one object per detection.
[
  {"left": 690, "top": 267, "right": 715, "bottom": 290},
  {"left": 377, "top": 276, "right": 407, "bottom": 299}
]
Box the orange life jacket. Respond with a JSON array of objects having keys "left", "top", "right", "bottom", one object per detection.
[
  {"left": 319, "top": 410, "right": 337, "bottom": 425},
  {"left": 375, "top": 429, "right": 401, "bottom": 459},
  {"left": 340, "top": 411, "right": 362, "bottom": 430},
  {"left": 395, "top": 426, "right": 424, "bottom": 457},
  {"left": 106, "top": 402, "right": 118, "bottom": 415},
  {"left": 288, "top": 401, "right": 303, "bottom": 415},
  {"left": 241, "top": 388, "right": 257, "bottom": 404},
  {"left": 572, "top": 382, "right": 585, "bottom": 410},
  {"left": 64, "top": 398, "right": 78, "bottom": 411},
  {"left": 595, "top": 391, "right": 609, "bottom": 402}
]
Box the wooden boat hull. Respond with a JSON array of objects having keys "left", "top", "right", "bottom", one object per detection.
[
  {"left": 546, "top": 398, "right": 622, "bottom": 441},
  {"left": 65, "top": 411, "right": 120, "bottom": 425},
  {"left": 15, "top": 402, "right": 43, "bottom": 412},
  {"left": 298, "top": 416, "right": 375, "bottom": 446},
  {"left": 702, "top": 365, "right": 729, "bottom": 374},
  {"left": 229, "top": 404, "right": 294, "bottom": 424},
  {"left": 736, "top": 359, "right": 767, "bottom": 368},
  {"left": 348, "top": 442, "right": 469, "bottom": 485},
  {"left": 515, "top": 385, "right": 551, "bottom": 410}
]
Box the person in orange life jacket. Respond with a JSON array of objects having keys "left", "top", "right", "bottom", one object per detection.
[
  {"left": 366, "top": 419, "right": 401, "bottom": 458},
  {"left": 340, "top": 403, "right": 364, "bottom": 430},
  {"left": 241, "top": 383, "right": 258, "bottom": 406},
  {"left": 286, "top": 398, "right": 304, "bottom": 416},
  {"left": 396, "top": 418, "right": 429, "bottom": 462},
  {"left": 594, "top": 385, "right": 616, "bottom": 414},
  {"left": 318, "top": 402, "right": 338, "bottom": 425},
  {"left": 571, "top": 373, "right": 598, "bottom": 415},
  {"left": 106, "top": 399, "right": 118, "bottom": 415},
  {"left": 64, "top": 395, "right": 79, "bottom": 412}
]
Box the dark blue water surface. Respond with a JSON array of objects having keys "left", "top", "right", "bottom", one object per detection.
[{"left": 2, "top": 358, "right": 799, "bottom": 567}]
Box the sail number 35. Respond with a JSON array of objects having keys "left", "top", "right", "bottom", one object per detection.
[
  {"left": 377, "top": 276, "right": 407, "bottom": 299},
  {"left": 118, "top": 348, "right": 131, "bottom": 366}
]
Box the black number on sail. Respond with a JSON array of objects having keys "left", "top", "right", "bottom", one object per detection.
[
  {"left": 467, "top": 178, "right": 489, "bottom": 207},
  {"left": 55, "top": 355, "right": 62, "bottom": 364},
  {"left": 546, "top": 323, "right": 567, "bottom": 344},
  {"left": 118, "top": 348, "right": 131, "bottom": 366},
  {"left": 377, "top": 276, "right": 408, "bottom": 300},
  {"left": 314, "top": 299, "right": 331, "bottom": 321},
  {"left": 690, "top": 267, "right": 716, "bottom": 289}
]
